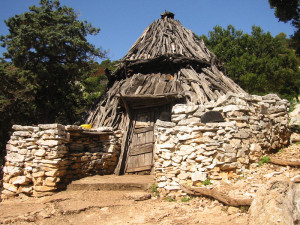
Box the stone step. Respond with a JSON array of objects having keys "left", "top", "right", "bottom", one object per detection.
[{"left": 67, "top": 174, "right": 155, "bottom": 191}]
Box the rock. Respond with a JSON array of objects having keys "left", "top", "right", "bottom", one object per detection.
[
  {"left": 1, "top": 189, "right": 17, "bottom": 198},
  {"left": 262, "top": 93, "right": 281, "bottom": 101},
  {"left": 3, "top": 183, "right": 18, "bottom": 193},
  {"left": 11, "top": 176, "right": 31, "bottom": 185},
  {"left": 123, "top": 192, "right": 151, "bottom": 201},
  {"left": 3, "top": 166, "right": 22, "bottom": 176},
  {"left": 191, "top": 172, "right": 207, "bottom": 182},
  {"left": 248, "top": 179, "right": 300, "bottom": 225},
  {"left": 34, "top": 185, "right": 57, "bottom": 192},
  {"left": 172, "top": 104, "right": 187, "bottom": 114},
  {"left": 227, "top": 206, "right": 240, "bottom": 215},
  {"left": 171, "top": 114, "right": 186, "bottom": 122},
  {"left": 36, "top": 140, "right": 62, "bottom": 147},
  {"left": 38, "top": 124, "right": 65, "bottom": 130},
  {"left": 158, "top": 142, "right": 175, "bottom": 149},
  {"left": 291, "top": 175, "right": 300, "bottom": 183},
  {"left": 233, "top": 130, "right": 250, "bottom": 139},
  {"left": 177, "top": 133, "right": 193, "bottom": 141},
  {"left": 6, "top": 152, "right": 25, "bottom": 162},
  {"left": 178, "top": 172, "right": 190, "bottom": 180},
  {"left": 178, "top": 117, "right": 200, "bottom": 126},
  {"left": 290, "top": 133, "right": 300, "bottom": 144},
  {"left": 18, "top": 185, "right": 33, "bottom": 194},
  {"left": 34, "top": 149, "right": 46, "bottom": 157},
  {"left": 185, "top": 105, "right": 199, "bottom": 114},
  {"left": 156, "top": 120, "right": 176, "bottom": 128},
  {"left": 223, "top": 105, "right": 240, "bottom": 112},
  {"left": 13, "top": 131, "right": 32, "bottom": 137},
  {"left": 290, "top": 104, "right": 300, "bottom": 126}
]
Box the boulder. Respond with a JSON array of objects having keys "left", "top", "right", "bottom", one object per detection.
[
  {"left": 248, "top": 179, "right": 300, "bottom": 225},
  {"left": 289, "top": 104, "right": 300, "bottom": 126}
]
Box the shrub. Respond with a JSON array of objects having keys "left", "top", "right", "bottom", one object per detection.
[
  {"left": 203, "top": 179, "right": 212, "bottom": 186},
  {"left": 258, "top": 156, "right": 270, "bottom": 166}
]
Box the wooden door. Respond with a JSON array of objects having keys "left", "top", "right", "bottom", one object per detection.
[{"left": 125, "top": 110, "right": 156, "bottom": 173}]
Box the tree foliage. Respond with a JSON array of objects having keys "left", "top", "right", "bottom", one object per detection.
[
  {"left": 200, "top": 25, "right": 300, "bottom": 100},
  {"left": 82, "top": 59, "right": 118, "bottom": 106},
  {"left": 269, "top": 0, "right": 300, "bottom": 55},
  {"left": 0, "top": 0, "right": 106, "bottom": 165},
  {"left": 0, "top": 0, "right": 105, "bottom": 123}
]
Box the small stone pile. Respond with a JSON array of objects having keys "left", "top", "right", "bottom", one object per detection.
[
  {"left": 154, "top": 93, "right": 290, "bottom": 193},
  {"left": 1, "top": 124, "right": 121, "bottom": 198}
]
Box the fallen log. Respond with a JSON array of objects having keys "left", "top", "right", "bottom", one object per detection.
[
  {"left": 180, "top": 184, "right": 253, "bottom": 206},
  {"left": 269, "top": 157, "right": 300, "bottom": 167}
]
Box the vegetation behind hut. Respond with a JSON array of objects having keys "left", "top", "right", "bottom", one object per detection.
[{"left": 200, "top": 25, "right": 300, "bottom": 101}]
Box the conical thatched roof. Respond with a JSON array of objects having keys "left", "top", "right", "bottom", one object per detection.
[{"left": 86, "top": 12, "right": 245, "bottom": 128}]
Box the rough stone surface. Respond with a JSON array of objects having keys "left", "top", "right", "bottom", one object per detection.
[
  {"left": 2, "top": 124, "right": 121, "bottom": 198},
  {"left": 154, "top": 93, "right": 289, "bottom": 194},
  {"left": 248, "top": 179, "right": 300, "bottom": 225},
  {"left": 290, "top": 104, "right": 300, "bottom": 126}
]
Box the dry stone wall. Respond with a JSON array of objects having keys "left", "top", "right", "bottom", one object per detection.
[
  {"left": 1, "top": 124, "right": 121, "bottom": 198},
  {"left": 154, "top": 93, "right": 290, "bottom": 194}
]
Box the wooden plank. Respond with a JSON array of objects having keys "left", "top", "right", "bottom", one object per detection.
[
  {"left": 144, "top": 152, "right": 153, "bottom": 166},
  {"left": 154, "top": 81, "right": 167, "bottom": 94},
  {"left": 129, "top": 143, "right": 153, "bottom": 156},
  {"left": 126, "top": 165, "right": 153, "bottom": 173},
  {"left": 134, "top": 126, "right": 154, "bottom": 134}
]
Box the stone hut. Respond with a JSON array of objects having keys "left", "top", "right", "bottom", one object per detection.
[{"left": 2, "top": 12, "right": 290, "bottom": 198}]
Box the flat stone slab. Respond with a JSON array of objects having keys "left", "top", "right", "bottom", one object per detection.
[{"left": 67, "top": 175, "right": 155, "bottom": 191}]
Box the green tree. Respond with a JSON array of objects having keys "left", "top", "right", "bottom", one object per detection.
[
  {"left": 0, "top": 62, "right": 37, "bottom": 165},
  {"left": 0, "top": 0, "right": 105, "bottom": 124},
  {"left": 0, "top": 0, "right": 106, "bottom": 165},
  {"left": 82, "top": 59, "right": 118, "bottom": 106},
  {"left": 200, "top": 25, "right": 300, "bottom": 100},
  {"left": 269, "top": 0, "right": 300, "bottom": 55}
]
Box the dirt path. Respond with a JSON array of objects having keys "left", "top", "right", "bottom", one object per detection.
[{"left": 0, "top": 190, "right": 248, "bottom": 225}]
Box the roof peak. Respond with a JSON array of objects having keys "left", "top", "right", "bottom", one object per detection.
[{"left": 161, "top": 11, "right": 174, "bottom": 19}]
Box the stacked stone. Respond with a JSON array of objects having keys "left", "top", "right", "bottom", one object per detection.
[
  {"left": 2, "top": 124, "right": 69, "bottom": 198},
  {"left": 64, "top": 126, "right": 121, "bottom": 182},
  {"left": 1, "top": 124, "right": 121, "bottom": 199},
  {"left": 154, "top": 93, "right": 289, "bottom": 194}
]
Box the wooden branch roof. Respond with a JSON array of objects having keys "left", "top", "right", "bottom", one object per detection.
[
  {"left": 86, "top": 12, "right": 245, "bottom": 129},
  {"left": 122, "top": 14, "right": 213, "bottom": 63}
]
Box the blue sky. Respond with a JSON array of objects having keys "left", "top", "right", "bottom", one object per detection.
[{"left": 0, "top": 0, "right": 295, "bottom": 62}]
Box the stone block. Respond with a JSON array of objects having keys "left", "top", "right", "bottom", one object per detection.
[
  {"left": 3, "top": 166, "right": 22, "bottom": 176},
  {"left": 18, "top": 185, "right": 33, "bottom": 194},
  {"left": 37, "top": 140, "right": 62, "bottom": 147},
  {"left": 185, "top": 105, "right": 199, "bottom": 114},
  {"left": 11, "top": 176, "right": 31, "bottom": 185},
  {"left": 38, "top": 124, "right": 65, "bottom": 130},
  {"left": 171, "top": 114, "right": 186, "bottom": 122},
  {"left": 34, "top": 185, "right": 57, "bottom": 192},
  {"left": 233, "top": 130, "right": 250, "bottom": 139},
  {"left": 156, "top": 120, "right": 176, "bottom": 128},
  {"left": 6, "top": 144, "right": 19, "bottom": 152},
  {"left": 172, "top": 104, "right": 187, "bottom": 114},
  {"left": 3, "top": 183, "right": 18, "bottom": 193},
  {"left": 44, "top": 177, "right": 60, "bottom": 187},
  {"left": 177, "top": 133, "right": 193, "bottom": 141},
  {"left": 191, "top": 172, "right": 207, "bottom": 182},
  {"left": 34, "top": 149, "right": 46, "bottom": 157},
  {"left": 6, "top": 152, "right": 25, "bottom": 162},
  {"left": 178, "top": 172, "right": 190, "bottom": 180},
  {"left": 13, "top": 131, "right": 32, "bottom": 137}
]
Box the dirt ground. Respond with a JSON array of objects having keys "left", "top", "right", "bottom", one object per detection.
[
  {"left": 0, "top": 189, "right": 248, "bottom": 225},
  {"left": 0, "top": 144, "right": 299, "bottom": 225}
]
